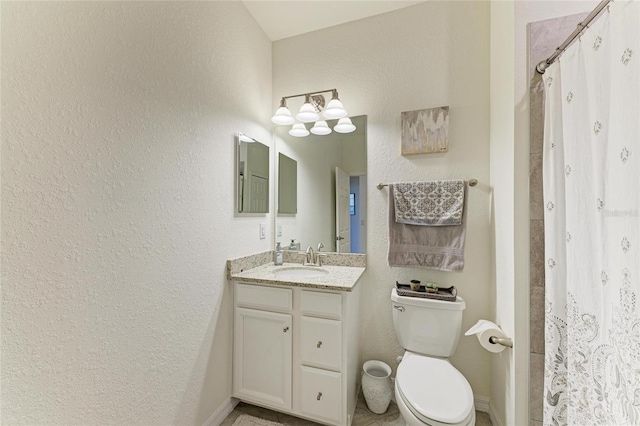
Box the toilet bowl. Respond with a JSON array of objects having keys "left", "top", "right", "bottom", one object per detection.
[{"left": 394, "top": 351, "right": 475, "bottom": 426}]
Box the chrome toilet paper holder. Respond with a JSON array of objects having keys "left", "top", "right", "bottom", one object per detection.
[
  {"left": 465, "top": 319, "right": 514, "bottom": 352},
  {"left": 489, "top": 336, "right": 513, "bottom": 348}
]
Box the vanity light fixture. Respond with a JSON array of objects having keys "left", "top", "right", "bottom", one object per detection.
[
  {"left": 310, "top": 120, "right": 332, "bottom": 135},
  {"left": 289, "top": 123, "right": 310, "bottom": 138},
  {"left": 334, "top": 117, "right": 356, "bottom": 133},
  {"left": 296, "top": 94, "right": 321, "bottom": 123},
  {"left": 323, "top": 90, "right": 348, "bottom": 119},
  {"left": 271, "top": 99, "right": 295, "bottom": 125},
  {"left": 271, "top": 88, "right": 356, "bottom": 137}
]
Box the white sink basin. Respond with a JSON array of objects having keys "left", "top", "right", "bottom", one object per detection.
[{"left": 273, "top": 267, "right": 329, "bottom": 279}]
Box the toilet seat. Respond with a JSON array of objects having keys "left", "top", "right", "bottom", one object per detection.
[{"left": 396, "top": 351, "right": 474, "bottom": 425}]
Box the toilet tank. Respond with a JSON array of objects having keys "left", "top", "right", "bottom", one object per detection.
[{"left": 391, "top": 289, "right": 466, "bottom": 357}]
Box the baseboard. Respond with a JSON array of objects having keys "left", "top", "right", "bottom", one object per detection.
[
  {"left": 202, "top": 397, "right": 239, "bottom": 426},
  {"left": 474, "top": 395, "right": 490, "bottom": 413},
  {"left": 488, "top": 401, "right": 503, "bottom": 426}
]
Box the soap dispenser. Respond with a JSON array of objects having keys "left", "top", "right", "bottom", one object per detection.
[
  {"left": 288, "top": 239, "right": 296, "bottom": 250},
  {"left": 274, "top": 242, "right": 283, "bottom": 266}
]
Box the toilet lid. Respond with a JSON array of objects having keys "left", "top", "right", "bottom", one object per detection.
[{"left": 396, "top": 353, "right": 474, "bottom": 424}]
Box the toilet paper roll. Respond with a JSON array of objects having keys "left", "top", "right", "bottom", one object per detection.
[{"left": 465, "top": 319, "right": 508, "bottom": 353}]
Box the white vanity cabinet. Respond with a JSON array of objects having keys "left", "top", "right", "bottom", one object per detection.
[{"left": 232, "top": 281, "right": 361, "bottom": 426}]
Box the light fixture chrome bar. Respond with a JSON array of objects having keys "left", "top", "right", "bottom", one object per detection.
[
  {"left": 281, "top": 89, "right": 337, "bottom": 101},
  {"left": 376, "top": 179, "right": 478, "bottom": 190},
  {"left": 274, "top": 88, "right": 350, "bottom": 135},
  {"left": 536, "top": 0, "right": 611, "bottom": 74}
]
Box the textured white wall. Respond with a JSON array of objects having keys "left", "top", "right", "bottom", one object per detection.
[
  {"left": 273, "top": 1, "right": 492, "bottom": 400},
  {"left": 489, "top": 3, "right": 516, "bottom": 424},
  {"left": 1, "top": 2, "right": 272, "bottom": 424}
]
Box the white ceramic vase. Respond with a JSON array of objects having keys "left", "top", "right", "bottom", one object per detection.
[{"left": 361, "top": 360, "right": 393, "bottom": 414}]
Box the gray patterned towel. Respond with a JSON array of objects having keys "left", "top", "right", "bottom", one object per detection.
[
  {"left": 388, "top": 184, "right": 467, "bottom": 272},
  {"left": 393, "top": 180, "right": 465, "bottom": 226}
]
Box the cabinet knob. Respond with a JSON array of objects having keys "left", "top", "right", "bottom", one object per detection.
[
  {"left": 317, "top": 392, "right": 322, "bottom": 400},
  {"left": 317, "top": 341, "right": 322, "bottom": 348},
  {"left": 283, "top": 326, "right": 289, "bottom": 332}
]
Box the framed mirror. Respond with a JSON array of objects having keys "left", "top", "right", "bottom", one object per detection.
[
  {"left": 236, "top": 133, "right": 269, "bottom": 213},
  {"left": 274, "top": 115, "right": 367, "bottom": 253}
]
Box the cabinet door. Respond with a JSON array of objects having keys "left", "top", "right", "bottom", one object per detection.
[{"left": 233, "top": 307, "right": 292, "bottom": 410}]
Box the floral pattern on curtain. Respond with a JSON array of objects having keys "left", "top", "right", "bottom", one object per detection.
[{"left": 542, "top": 1, "right": 640, "bottom": 425}]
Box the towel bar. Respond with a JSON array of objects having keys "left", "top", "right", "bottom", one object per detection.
[{"left": 377, "top": 179, "right": 478, "bottom": 190}]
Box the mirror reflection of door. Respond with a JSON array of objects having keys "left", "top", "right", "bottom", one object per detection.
[
  {"left": 349, "top": 175, "right": 366, "bottom": 253},
  {"left": 248, "top": 174, "right": 268, "bottom": 213},
  {"left": 335, "top": 167, "right": 351, "bottom": 253}
]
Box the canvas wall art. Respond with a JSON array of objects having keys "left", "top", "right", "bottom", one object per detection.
[{"left": 401, "top": 106, "right": 449, "bottom": 155}]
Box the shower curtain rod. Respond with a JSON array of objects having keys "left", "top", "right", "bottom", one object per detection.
[{"left": 536, "top": 0, "right": 612, "bottom": 74}]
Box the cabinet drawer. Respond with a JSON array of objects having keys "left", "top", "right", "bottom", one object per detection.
[
  {"left": 300, "top": 290, "right": 342, "bottom": 319},
  {"left": 300, "top": 316, "right": 342, "bottom": 371},
  {"left": 300, "top": 366, "right": 342, "bottom": 425},
  {"left": 235, "top": 283, "right": 292, "bottom": 312}
]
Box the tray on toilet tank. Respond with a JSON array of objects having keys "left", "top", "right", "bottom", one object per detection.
[{"left": 395, "top": 282, "right": 458, "bottom": 302}]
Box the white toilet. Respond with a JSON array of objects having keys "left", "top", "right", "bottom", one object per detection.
[{"left": 391, "top": 289, "right": 475, "bottom": 426}]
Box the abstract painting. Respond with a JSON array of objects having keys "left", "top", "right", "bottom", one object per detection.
[{"left": 401, "top": 106, "right": 449, "bottom": 155}]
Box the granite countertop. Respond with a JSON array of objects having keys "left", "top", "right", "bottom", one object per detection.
[{"left": 229, "top": 262, "right": 365, "bottom": 292}]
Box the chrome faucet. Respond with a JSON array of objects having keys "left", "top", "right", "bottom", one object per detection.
[
  {"left": 316, "top": 243, "right": 325, "bottom": 266},
  {"left": 303, "top": 243, "right": 326, "bottom": 266},
  {"left": 304, "top": 246, "right": 316, "bottom": 266}
]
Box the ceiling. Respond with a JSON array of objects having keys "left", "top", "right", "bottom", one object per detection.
[{"left": 242, "top": 1, "right": 426, "bottom": 41}]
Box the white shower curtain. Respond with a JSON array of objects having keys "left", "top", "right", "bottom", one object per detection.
[{"left": 542, "top": 1, "right": 640, "bottom": 425}]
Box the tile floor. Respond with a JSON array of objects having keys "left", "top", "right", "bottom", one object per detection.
[{"left": 221, "top": 392, "right": 493, "bottom": 426}]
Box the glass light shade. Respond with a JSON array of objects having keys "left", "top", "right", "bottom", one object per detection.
[
  {"left": 334, "top": 117, "right": 356, "bottom": 133},
  {"left": 310, "top": 121, "right": 332, "bottom": 135},
  {"left": 271, "top": 106, "right": 295, "bottom": 125},
  {"left": 296, "top": 102, "right": 320, "bottom": 122},
  {"left": 289, "top": 123, "right": 309, "bottom": 137},
  {"left": 323, "top": 98, "right": 348, "bottom": 119}
]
